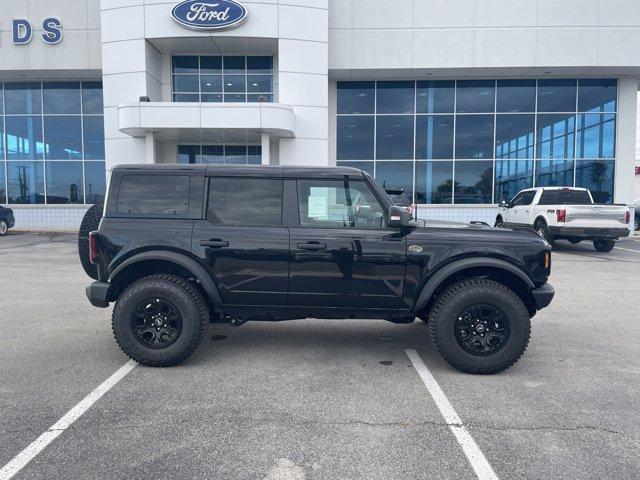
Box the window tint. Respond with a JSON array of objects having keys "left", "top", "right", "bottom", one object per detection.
[
  {"left": 538, "top": 189, "right": 593, "bottom": 205},
  {"left": 337, "top": 81, "right": 375, "bottom": 114},
  {"left": 117, "top": 175, "right": 190, "bottom": 215},
  {"left": 297, "top": 179, "right": 385, "bottom": 229},
  {"left": 510, "top": 191, "right": 525, "bottom": 206},
  {"left": 207, "top": 177, "right": 282, "bottom": 226},
  {"left": 521, "top": 191, "right": 536, "bottom": 206}
]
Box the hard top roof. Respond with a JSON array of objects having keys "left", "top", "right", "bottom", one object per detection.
[{"left": 112, "top": 164, "right": 366, "bottom": 179}]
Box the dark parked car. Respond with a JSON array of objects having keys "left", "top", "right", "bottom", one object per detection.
[
  {"left": 0, "top": 205, "right": 15, "bottom": 236},
  {"left": 84, "top": 165, "right": 554, "bottom": 374}
]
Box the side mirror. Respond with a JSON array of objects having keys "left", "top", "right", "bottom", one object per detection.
[
  {"left": 499, "top": 200, "right": 509, "bottom": 208},
  {"left": 388, "top": 205, "right": 410, "bottom": 229}
]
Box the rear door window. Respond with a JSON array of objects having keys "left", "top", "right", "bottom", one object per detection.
[
  {"left": 207, "top": 177, "right": 283, "bottom": 226},
  {"left": 117, "top": 175, "right": 190, "bottom": 215}
]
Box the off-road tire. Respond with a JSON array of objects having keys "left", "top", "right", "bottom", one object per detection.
[
  {"left": 112, "top": 274, "right": 209, "bottom": 367},
  {"left": 428, "top": 279, "right": 531, "bottom": 374},
  {"left": 593, "top": 239, "right": 615, "bottom": 253},
  {"left": 78, "top": 202, "right": 103, "bottom": 279},
  {"left": 534, "top": 219, "right": 554, "bottom": 247}
]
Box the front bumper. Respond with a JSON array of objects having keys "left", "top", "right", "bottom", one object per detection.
[
  {"left": 548, "top": 226, "right": 629, "bottom": 239},
  {"left": 86, "top": 281, "right": 110, "bottom": 308},
  {"left": 532, "top": 283, "right": 555, "bottom": 310}
]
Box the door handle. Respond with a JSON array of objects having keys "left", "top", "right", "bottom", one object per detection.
[
  {"left": 200, "top": 239, "right": 229, "bottom": 248},
  {"left": 297, "top": 242, "right": 327, "bottom": 251}
]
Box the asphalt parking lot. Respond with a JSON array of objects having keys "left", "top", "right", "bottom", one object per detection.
[{"left": 1, "top": 232, "right": 639, "bottom": 479}]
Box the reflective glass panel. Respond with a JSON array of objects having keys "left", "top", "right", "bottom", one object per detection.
[
  {"left": 575, "top": 160, "right": 614, "bottom": 203},
  {"left": 223, "top": 75, "right": 246, "bottom": 93},
  {"left": 578, "top": 79, "right": 616, "bottom": 113},
  {"left": 376, "top": 81, "right": 415, "bottom": 114},
  {"left": 247, "top": 75, "right": 273, "bottom": 93},
  {"left": 455, "top": 114, "right": 494, "bottom": 159},
  {"left": 173, "top": 75, "right": 199, "bottom": 93},
  {"left": 536, "top": 114, "right": 575, "bottom": 159},
  {"left": 0, "top": 117, "right": 4, "bottom": 159},
  {"left": 44, "top": 116, "right": 82, "bottom": 159},
  {"left": 247, "top": 94, "right": 273, "bottom": 102},
  {"left": 82, "top": 82, "right": 104, "bottom": 114},
  {"left": 5, "top": 116, "right": 44, "bottom": 160},
  {"left": 223, "top": 56, "right": 245, "bottom": 74},
  {"left": 537, "top": 79, "right": 577, "bottom": 112},
  {"left": 496, "top": 80, "right": 536, "bottom": 113},
  {"left": 202, "top": 94, "right": 223, "bottom": 103},
  {"left": 200, "top": 56, "right": 222, "bottom": 74},
  {"left": 415, "top": 161, "right": 453, "bottom": 204},
  {"left": 0, "top": 83, "right": 3, "bottom": 115},
  {"left": 46, "top": 161, "right": 83, "bottom": 204},
  {"left": 535, "top": 159, "right": 574, "bottom": 187},
  {"left": 0, "top": 161, "right": 5, "bottom": 203},
  {"left": 4, "top": 82, "right": 42, "bottom": 114},
  {"left": 173, "top": 94, "right": 199, "bottom": 102},
  {"left": 201, "top": 145, "right": 224, "bottom": 164},
  {"left": 337, "top": 81, "right": 375, "bottom": 114},
  {"left": 85, "top": 161, "right": 106, "bottom": 203},
  {"left": 224, "top": 94, "right": 246, "bottom": 103},
  {"left": 376, "top": 115, "right": 414, "bottom": 159},
  {"left": 7, "top": 161, "right": 45, "bottom": 204},
  {"left": 454, "top": 161, "right": 493, "bottom": 203},
  {"left": 495, "top": 114, "right": 535, "bottom": 159},
  {"left": 415, "top": 115, "right": 454, "bottom": 159},
  {"left": 375, "top": 161, "right": 414, "bottom": 203},
  {"left": 494, "top": 160, "right": 534, "bottom": 203},
  {"left": 577, "top": 114, "right": 615, "bottom": 159},
  {"left": 224, "top": 145, "right": 247, "bottom": 164},
  {"left": 43, "top": 82, "right": 81, "bottom": 114},
  {"left": 337, "top": 116, "right": 374, "bottom": 160},
  {"left": 247, "top": 56, "right": 273, "bottom": 73},
  {"left": 83, "top": 116, "right": 105, "bottom": 160},
  {"left": 201, "top": 75, "right": 222, "bottom": 93},
  {"left": 172, "top": 56, "right": 199, "bottom": 74},
  {"left": 336, "top": 161, "right": 374, "bottom": 176},
  {"left": 178, "top": 145, "right": 200, "bottom": 164},
  {"left": 247, "top": 145, "right": 262, "bottom": 164},
  {"left": 416, "top": 80, "right": 454, "bottom": 113},
  {"left": 456, "top": 80, "right": 495, "bottom": 113}
]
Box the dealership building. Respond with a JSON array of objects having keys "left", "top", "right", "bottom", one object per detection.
[{"left": 1, "top": 0, "right": 640, "bottom": 229}]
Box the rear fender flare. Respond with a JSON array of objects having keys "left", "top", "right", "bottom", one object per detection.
[
  {"left": 413, "top": 257, "right": 534, "bottom": 312},
  {"left": 109, "top": 250, "right": 222, "bottom": 304}
]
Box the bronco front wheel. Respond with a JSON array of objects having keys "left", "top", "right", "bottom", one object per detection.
[{"left": 428, "top": 279, "right": 531, "bottom": 374}]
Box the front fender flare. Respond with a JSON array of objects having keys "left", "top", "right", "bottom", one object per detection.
[
  {"left": 108, "top": 250, "right": 223, "bottom": 304},
  {"left": 413, "top": 257, "right": 534, "bottom": 312}
]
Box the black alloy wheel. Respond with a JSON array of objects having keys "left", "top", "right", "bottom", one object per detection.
[
  {"left": 454, "top": 304, "right": 510, "bottom": 356},
  {"left": 132, "top": 298, "right": 183, "bottom": 349}
]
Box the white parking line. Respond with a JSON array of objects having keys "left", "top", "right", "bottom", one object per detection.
[
  {"left": 0, "top": 360, "right": 136, "bottom": 480},
  {"left": 405, "top": 349, "right": 499, "bottom": 480},
  {"left": 615, "top": 246, "right": 640, "bottom": 253}
]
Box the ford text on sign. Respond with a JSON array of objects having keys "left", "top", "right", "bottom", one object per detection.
[{"left": 171, "top": 0, "right": 248, "bottom": 30}]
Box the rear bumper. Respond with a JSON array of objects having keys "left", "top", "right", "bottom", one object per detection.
[
  {"left": 86, "top": 281, "right": 110, "bottom": 308},
  {"left": 532, "top": 283, "right": 555, "bottom": 310},
  {"left": 548, "top": 226, "right": 630, "bottom": 239}
]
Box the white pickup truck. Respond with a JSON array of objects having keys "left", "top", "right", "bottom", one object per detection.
[{"left": 495, "top": 187, "right": 631, "bottom": 252}]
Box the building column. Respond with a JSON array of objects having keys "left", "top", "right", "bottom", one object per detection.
[
  {"left": 261, "top": 133, "right": 271, "bottom": 165},
  {"left": 614, "top": 77, "right": 639, "bottom": 205},
  {"left": 145, "top": 132, "right": 156, "bottom": 164}
]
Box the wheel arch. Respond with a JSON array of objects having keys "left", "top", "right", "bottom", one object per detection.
[
  {"left": 414, "top": 258, "right": 537, "bottom": 317},
  {"left": 533, "top": 215, "right": 548, "bottom": 228},
  {"left": 107, "top": 251, "right": 222, "bottom": 305}
]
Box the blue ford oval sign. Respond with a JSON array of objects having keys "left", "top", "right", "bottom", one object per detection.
[{"left": 171, "top": 0, "right": 248, "bottom": 30}]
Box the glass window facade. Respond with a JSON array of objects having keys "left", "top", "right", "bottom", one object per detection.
[
  {"left": 1, "top": 81, "right": 106, "bottom": 204},
  {"left": 172, "top": 56, "right": 274, "bottom": 103},
  {"left": 336, "top": 79, "right": 617, "bottom": 204},
  {"left": 178, "top": 144, "right": 262, "bottom": 164}
]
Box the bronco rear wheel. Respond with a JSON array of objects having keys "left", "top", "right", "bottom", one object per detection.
[
  {"left": 112, "top": 274, "right": 209, "bottom": 367},
  {"left": 428, "top": 279, "right": 531, "bottom": 374}
]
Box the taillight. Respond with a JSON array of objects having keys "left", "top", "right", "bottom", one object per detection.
[
  {"left": 625, "top": 210, "right": 631, "bottom": 224},
  {"left": 89, "top": 231, "right": 98, "bottom": 264},
  {"left": 556, "top": 209, "right": 566, "bottom": 222}
]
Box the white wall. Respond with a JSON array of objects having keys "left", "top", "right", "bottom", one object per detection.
[{"left": 329, "top": 0, "right": 640, "bottom": 77}]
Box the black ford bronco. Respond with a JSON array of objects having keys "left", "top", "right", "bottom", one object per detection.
[{"left": 84, "top": 164, "right": 554, "bottom": 374}]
